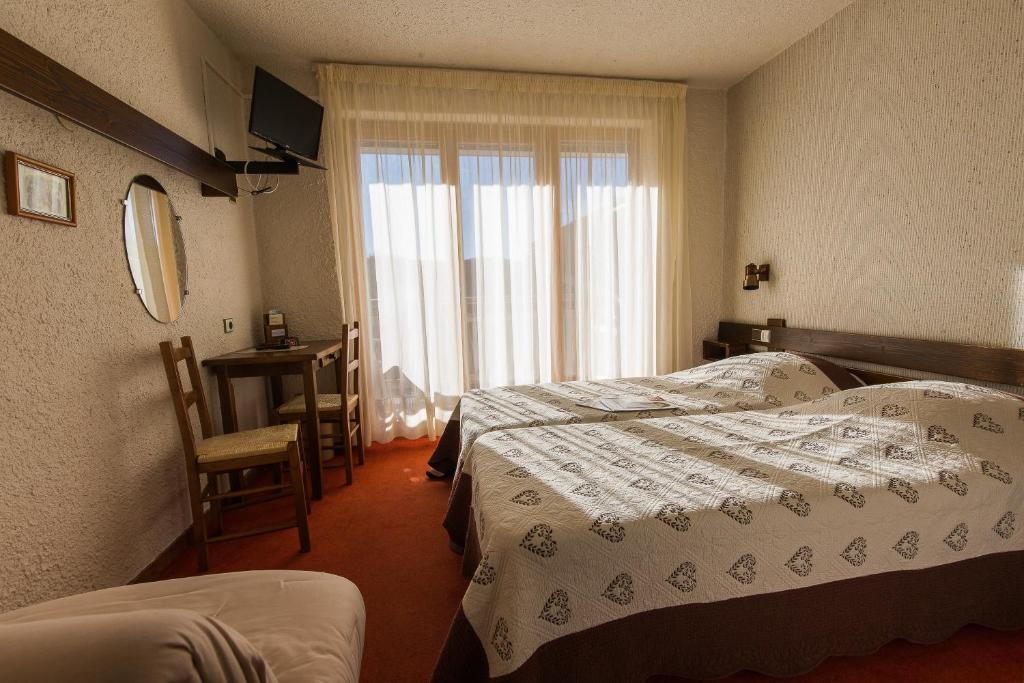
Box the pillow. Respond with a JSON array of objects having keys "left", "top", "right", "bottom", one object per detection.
[
  {"left": 0, "top": 608, "right": 277, "bottom": 683},
  {"left": 790, "top": 352, "right": 864, "bottom": 389}
]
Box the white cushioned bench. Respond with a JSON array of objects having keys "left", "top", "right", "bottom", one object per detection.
[{"left": 0, "top": 570, "right": 365, "bottom": 683}]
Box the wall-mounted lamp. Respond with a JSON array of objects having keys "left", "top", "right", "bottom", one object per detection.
[{"left": 743, "top": 263, "right": 770, "bottom": 290}]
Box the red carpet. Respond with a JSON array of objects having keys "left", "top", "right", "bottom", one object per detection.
[{"left": 162, "top": 438, "right": 1024, "bottom": 682}]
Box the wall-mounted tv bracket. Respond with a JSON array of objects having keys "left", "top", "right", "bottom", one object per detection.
[{"left": 200, "top": 145, "right": 326, "bottom": 197}]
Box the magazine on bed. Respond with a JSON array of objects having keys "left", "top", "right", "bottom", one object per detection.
[{"left": 575, "top": 395, "right": 672, "bottom": 412}]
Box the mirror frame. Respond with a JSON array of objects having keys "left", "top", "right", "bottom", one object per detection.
[{"left": 122, "top": 175, "right": 188, "bottom": 323}]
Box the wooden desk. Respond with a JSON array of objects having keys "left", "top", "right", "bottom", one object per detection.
[{"left": 202, "top": 339, "right": 346, "bottom": 500}]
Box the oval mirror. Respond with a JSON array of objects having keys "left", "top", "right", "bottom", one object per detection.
[{"left": 123, "top": 175, "right": 187, "bottom": 322}]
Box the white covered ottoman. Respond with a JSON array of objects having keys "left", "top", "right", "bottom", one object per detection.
[{"left": 0, "top": 570, "right": 365, "bottom": 683}]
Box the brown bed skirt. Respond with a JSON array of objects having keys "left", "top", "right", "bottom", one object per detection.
[
  {"left": 443, "top": 468, "right": 474, "bottom": 556},
  {"left": 428, "top": 407, "right": 463, "bottom": 478},
  {"left": 432, "top": 545, "right": 1024, "bottom": 682}
]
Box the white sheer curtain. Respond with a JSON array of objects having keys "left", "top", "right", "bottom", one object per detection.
[{"left": 318, "top": 64, "right": 691, "bottom": 444}]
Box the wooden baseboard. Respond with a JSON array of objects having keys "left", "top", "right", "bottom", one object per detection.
[
  {"left": 130, "top": 526, "right": 194, "bottom": 584},
  {"left": 129, "top": 468, "right": 271, "bottom": 583}
]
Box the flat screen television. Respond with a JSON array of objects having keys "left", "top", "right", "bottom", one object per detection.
[{"left": 248, "top": 67, "right": 324, "bottom": 161}]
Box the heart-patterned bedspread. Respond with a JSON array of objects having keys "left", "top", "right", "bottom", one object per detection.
[
  {"left": 456, "top": 352, "right": 857, "bottom": 479},
  {"left": 460, "top": 380, "right": 1024, "bottom": 677}
]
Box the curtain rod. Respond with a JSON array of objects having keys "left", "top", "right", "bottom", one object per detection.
[{"left": 309, "top": 60, "right": 688, "bottom": 87}]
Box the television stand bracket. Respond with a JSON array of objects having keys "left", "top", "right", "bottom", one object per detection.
[{"left": 202, "top": 147, "right": 323, "bottom": 197}]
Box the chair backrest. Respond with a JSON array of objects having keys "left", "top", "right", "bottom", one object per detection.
[
  {"left": 338, "top": 322, "right": 360, "bottom": 399},
  {"left": 159, "top": 337, "right": 215, "bottom": 466}
]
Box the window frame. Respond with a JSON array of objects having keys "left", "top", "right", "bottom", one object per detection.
[{"left": 356, "top": 121, "right": 642, "bottom": 387}]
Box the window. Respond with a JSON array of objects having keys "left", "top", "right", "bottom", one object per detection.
[
  {"left": 358, "top": 136, "right": 645, "bottom": 393},
  {"left": 559, "top": 146, "right": 630, "bottom": 379},
  {"left": 459, "top": 146, "right": 541, "bottom": 387},
  {"left": 360, "top": 146, "right": 455, "bottom": 418},
  {"left": 320, "top": 64, "right": 686, "bottom": 442}
]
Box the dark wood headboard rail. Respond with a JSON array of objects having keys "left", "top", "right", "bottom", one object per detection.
[{"left": 718, "top": 321, "right": 1024, "bottom": 387}]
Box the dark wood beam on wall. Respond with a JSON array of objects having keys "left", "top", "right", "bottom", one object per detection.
[{"left": 0, "top": 28, "right": 238, "bottom": 197}]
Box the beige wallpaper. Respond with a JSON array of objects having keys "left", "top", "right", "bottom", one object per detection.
[
  {"left": 723, "top": 0, "right": 1024, "bottom": 350},
  {"left": 0, "top": 1, "right": 265, "bottom": 611}
]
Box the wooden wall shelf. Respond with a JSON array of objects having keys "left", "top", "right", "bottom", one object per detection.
[
  {"left": 0, "top": 28, "right": 238, "bottom": 197},
  {"left": 702, "top": 339, "right": 747, "bottom": 361}
]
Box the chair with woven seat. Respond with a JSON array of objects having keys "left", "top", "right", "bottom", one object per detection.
[
  {"left": 159, "top": 336, "right": 310, "bottom": 571},
  {"left": 277, "top": 322, "right": 366, "bottom": 486}
]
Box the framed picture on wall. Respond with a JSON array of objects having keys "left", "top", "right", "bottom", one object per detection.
[{"left": 4, "top": 151, "right": 77, "bottom": 226}]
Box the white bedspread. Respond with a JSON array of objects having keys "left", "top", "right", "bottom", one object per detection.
[
  {"left": 458, "top": 352, "right": 855, "bottom": 473},
  {"left": 461, "top": 380, "right": 1024, "bottom": 677}
]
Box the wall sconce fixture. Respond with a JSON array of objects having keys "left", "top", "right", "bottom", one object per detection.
[{"left": 743, "top": 263, "right": 770, "bottom": 290}]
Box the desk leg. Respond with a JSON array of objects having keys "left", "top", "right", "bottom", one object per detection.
[
  {"left": 267, "top": 376, "right": 286, "bottom": 486},
  {"left": 215, "top": 367, "right": 239, "bottom": 433},
  {"left": 215, "top": 368, "right": 242, "bottom": 493},
  {"left": 267, "top": 376, "right": 284, "bottom": 424},
  {"left": 303, "top": 362, "right": 324, "bottom": 500}
]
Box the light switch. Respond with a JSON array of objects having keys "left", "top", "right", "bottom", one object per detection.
[{"left": 223, "top": 318, "right": 235, "bottom": 333}]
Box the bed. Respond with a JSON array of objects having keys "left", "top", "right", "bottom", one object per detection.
[
  {"left": 432, "top": 322, "right": 1024, "bottom": 682},
  {"left": 439, "top": 351, "right": 862, "bottom": 546}
]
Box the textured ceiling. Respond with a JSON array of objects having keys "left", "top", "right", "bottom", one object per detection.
[{"left": 186, "top": 0, "right": 853, "bottom": 90}]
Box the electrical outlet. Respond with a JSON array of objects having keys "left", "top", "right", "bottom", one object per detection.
[{"left": 223, "top": 318, "right": 235, "bottom": 333}]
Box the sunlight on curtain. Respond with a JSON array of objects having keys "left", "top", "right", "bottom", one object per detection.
[
  {"left": 318, "top": 64, "right": 689, "bottom": 443},
  {"left": 359, "top": 149, "right": 463, "bottom": 438},
  {"left": 459, "top": 148, "right": 554, "bottom": 388}
]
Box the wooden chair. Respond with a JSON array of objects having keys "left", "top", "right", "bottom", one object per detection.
[
  {"left": 277, "top": 322, "right": 366, "bottom": 486},
  {"left": 159, "top": 336, "right": 310, "bottom": 571}
]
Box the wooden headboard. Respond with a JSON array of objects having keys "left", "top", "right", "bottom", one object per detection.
[{"left": 713, "top": 320, "right": 1024, "bottom": 388}]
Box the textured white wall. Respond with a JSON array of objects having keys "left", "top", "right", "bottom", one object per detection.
[
  {"left": 244, "top": 62, "right": 346, "bottom": 400},
  {"left": 0, "top": 1, "right": 265, "bottom": 611},
  {"left": 245, "top": 61, "right": 347, "bottom": 345},
  {"left": 723, "top": 0, "right": 1024, "bottom": 348},
  {"left": 253, "top": 171, "right": 346, "bottom": 340},
  {"left": 686, "top": 89, "right": 727, "bottom": 363}
]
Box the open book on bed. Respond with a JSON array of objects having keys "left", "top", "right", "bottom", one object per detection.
[{"left": 575, "top": 395, "right": 671, "bottom": 412}]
